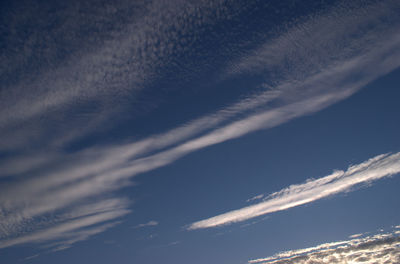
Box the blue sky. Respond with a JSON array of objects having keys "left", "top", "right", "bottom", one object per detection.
[{"left": 1, "top": 0, "right": 400, "bottom": 263}]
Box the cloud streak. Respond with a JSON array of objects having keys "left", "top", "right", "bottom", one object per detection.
[
  {"left": 187, "top": 152, "right": 400, "bottom": 230},
  {"left": 132, "top": 221, "right": 159, "bottom": 229},
  {"left": 0, "top": 197, "right": 130, "bottom": 250}
]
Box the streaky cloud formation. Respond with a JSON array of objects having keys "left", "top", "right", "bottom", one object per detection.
[
  {"left": 0, "top": 0, "right": 239, "bottom": 151},
  {"left": 248, "top": 227, "right": 400, "bottom": 264},
  {"left": 349, "top": 233, "right": 365, "bottom": 239},
  {"left": 187, "top": 152, "right": 400, "bottom": 230},
  {"left": 1, "top": 0, "right": 400, "bottom": 251},
  {"left": 247, "top": 194, "right": 264, "bottom": 203},
  {"left": 0, "top": 197, "right": 129, "bottom": 251},
  {"left": 133, "top": 220, "right": 159, "bottom": 229},
  {"left": 0, "top": 91, "right": 370, "bottom": 250}
]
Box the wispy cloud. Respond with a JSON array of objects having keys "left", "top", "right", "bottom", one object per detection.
[
  {"left": 1, "top": 0, "right": 400, "bottom": 252},
  {"left": 0, "top": 198, "right": 130, "bottom": 250},
  {"left": 0, "top": 0, "right": 237, "bottom": 151},
  {"left": 23, "top": 254, "right": 40, "bottom": 261},
  {"left": 248, "top": 228, "right": 400, "bottom": 264},
  {"left": 247, "top": 194, "right": 265, "bottom": 203},
  {"left": 224, "top": 0, "right": 400, "bottom": 81},
  {"left": 132, "top": 220, "right": 159, "bottom": 229},
  {"left": 187, "top": 152, "right": 400, "bottom": 230},
  {"left": 349, "top": 233, "right": 364, "bottom": 239}
]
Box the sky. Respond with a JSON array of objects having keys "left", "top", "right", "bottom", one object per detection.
[{"left": 0, "top": 0, "right": 400, "bottom": 263}]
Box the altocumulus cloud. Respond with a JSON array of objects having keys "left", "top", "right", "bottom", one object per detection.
[
  {"left": 0, "top": 0, "right": 238, "bottom": 151},
  {"left": 187, "top": 152, "right": 400, "bottom": 230},
  {"left": 248, "top": 227, "right": 400, "bottom": 264},
  {"left": 1, "top": 0, "right": 400, "bottom": 251}
]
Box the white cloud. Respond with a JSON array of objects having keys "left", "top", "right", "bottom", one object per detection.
[
  {"left": 0, "top": 0, "right": 238, "bottom": 151},
  {"left": 187, "top": 153, "right": 400, "bottom": 230},
  {"left": 23, "top": 254, "right": 40, "bottom": 261},
  {"left": 133, "top": 220, "right": 159, "bottom": 229},
  {"left": 349, "top": 233, "right": 364, "bottom": 239},
  {"left": 247, "top": 194, "right": 265, "bottom": 203},
  {"left": 1, "top": 0, "right": 400, "bottom": 251},
  {"left": 248, "top": 228, "right": 400, "bottom": 264},
  {"left": 224, "top": 0, "right": 400, "bottom": 81},
  {"left": 0, "top": 197, "right": 130, "bottom": 250},
  {"left": 0, "top": 72, "right": 375, "bottom": 248}
]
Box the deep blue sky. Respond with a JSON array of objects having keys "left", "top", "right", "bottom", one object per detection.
[{"left": 1, "top": 0, "right": 400, "bottom": 263}]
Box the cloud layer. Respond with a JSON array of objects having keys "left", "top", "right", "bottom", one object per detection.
[
  {"left": 249, "top": 227, "right": 400, "bottom": 264},
  {"left": 188, "top": 152, "right": 400, "bottom": 230},
  {"left": 1, "top": 0, "right": 400, "bottom": 251},
  {"left": 0, "top": 197, "right": 130, "bottom": 251},
  {"left": 0, "top": 0, "right": 239, "bottom": 151}
]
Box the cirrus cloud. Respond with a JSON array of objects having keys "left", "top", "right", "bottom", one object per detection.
[{"left": 187, "top": 152, "right": 400, "bottom": 230}]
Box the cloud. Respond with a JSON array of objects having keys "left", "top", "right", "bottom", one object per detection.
[
  {"left": 0, "top": 58, "right": 367, "bottom": 250},
  {"left": 0, "top": 0, "right": 239, "bottom": 151},
  {"left": 23, "top": 254, "right": 40, "bottom": 261},
  {"left": 1, "top": 0, "right": 400, "bottom": 251},
  {"left": 132, "top": 221, "right": 159, "bottom": 229},
  {"left": 224, "top": 0, "right": 400, "bottom": 81},
  {"left": 248, "top": 228, "right": 400, "bottom": 264},
  {"left": 0, "top": 198, "right": 130, "bottom": 250},
  {"left": 349, "top": 233, "right": 364, "bottom": 239},
  {"left": 187, "top": 152, "right": 400, "bottom": 230},
  {"left": 247, "top": 194, "right": 265, "bottom": 203}
]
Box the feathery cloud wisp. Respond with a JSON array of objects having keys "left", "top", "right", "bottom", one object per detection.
[
  {"left": 187, "top": 152, "right": 400, "bottom": 230},
  {"left": 0, "top": 197, "right": 130, "bottom": 250},
  {"left": 132, "top": 221, "right": 159, "bottom": 229}
]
